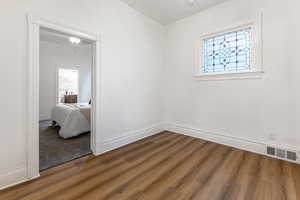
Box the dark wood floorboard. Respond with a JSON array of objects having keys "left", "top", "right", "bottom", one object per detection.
[{"left": 0, "top": 132, "right": 300, "bottom": 200}]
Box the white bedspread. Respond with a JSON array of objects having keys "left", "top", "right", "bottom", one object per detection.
[{"left": 51, "top": 104, "right": 91, "bottom": 139}]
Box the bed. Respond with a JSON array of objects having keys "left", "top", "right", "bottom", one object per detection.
[{"left": 51, "top": 103, "right": 91, "bottom": 139}]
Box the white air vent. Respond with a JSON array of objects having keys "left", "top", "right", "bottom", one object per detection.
[{"left": 266, "top": 145, "right": 299, "bottom": 163}]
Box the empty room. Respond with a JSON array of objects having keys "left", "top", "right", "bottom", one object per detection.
[{"left": 0, "top": 0, "right": 300, "bottom": 199}]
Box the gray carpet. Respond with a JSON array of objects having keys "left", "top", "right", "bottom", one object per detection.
[{"left": 39, "top": 120, "right": 91, "bottom": 171}]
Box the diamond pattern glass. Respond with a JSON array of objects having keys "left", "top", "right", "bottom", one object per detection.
[{"left": 203, "top": 27, "right": 252, "bottom": 73}]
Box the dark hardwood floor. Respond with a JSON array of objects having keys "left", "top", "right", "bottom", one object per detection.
[{"left": 1, "top": 132, "right": 300, "bottom": 200}]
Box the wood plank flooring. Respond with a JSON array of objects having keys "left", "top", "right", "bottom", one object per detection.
[{"left": 1, "top": 132, "right": 300, "bottom": 200}]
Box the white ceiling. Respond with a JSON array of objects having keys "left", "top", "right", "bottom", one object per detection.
[
  {"left": 40, "top": 28, "right": 92, "bottom": 46},
  {"left": 120, "top": 0, "right": 229, "bottom": 25}
]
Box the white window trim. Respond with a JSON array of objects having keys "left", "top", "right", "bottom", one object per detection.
[
  {"left": 55, "top": 66, "right": 80, "bottom": 103},
  {"left": 194, "top": 13, "right": 264, "bottom": 81}
]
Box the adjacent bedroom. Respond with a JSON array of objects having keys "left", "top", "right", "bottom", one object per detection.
[{"left": 39, "top": 28, "right": 93, "bottom": 171}]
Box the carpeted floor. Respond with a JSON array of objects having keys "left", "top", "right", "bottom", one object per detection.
[{"left": 39, "top": 120, "right": 91, "bottom": 171}]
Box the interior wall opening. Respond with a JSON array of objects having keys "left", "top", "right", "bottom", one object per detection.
[{"left": 39, "top": 28, "right": 94, "bottom": 171}]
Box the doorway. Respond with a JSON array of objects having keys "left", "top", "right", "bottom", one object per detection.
[
  {"left": 39, "top": 28, "right": 93, "bottom": 171},
  {"left": 27, "top": 14, "right": 101, "bottom": 179}
]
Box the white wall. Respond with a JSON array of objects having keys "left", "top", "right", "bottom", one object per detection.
[
  {"left": 0, "top": 0, "right": 165, "bottom": 188},
  {"left": 39, "top": 41, "right": 92, "bottom": 120},
  {"left": 3, "top": 0, "right": 300, "bottom": 189},
  {"left": 165, "top": 0, "right": 300, "bottom": 149}
]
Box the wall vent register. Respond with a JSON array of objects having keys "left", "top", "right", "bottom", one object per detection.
[{"left": 266, "top": 145, "right": 298, "bottom": 163}]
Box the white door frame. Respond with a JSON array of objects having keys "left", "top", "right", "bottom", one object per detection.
[{"left": 27, "top": 14, "right": 102, "bottom": 179}]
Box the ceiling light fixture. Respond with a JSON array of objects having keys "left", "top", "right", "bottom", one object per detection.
[
  {"left": 69, "top": 37, "right": 81, "bottom": 44},
  {"left": 187, "top": 0, "right": 195, "bottom": 5}
]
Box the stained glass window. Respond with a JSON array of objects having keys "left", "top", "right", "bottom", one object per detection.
[{"left": 202, "top": 27, "right": 252, "bottom": 73}]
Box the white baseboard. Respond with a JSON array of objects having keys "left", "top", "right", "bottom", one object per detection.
[
  {"left": 165, "top": 123, "right": 267, "bottom": 156},
  {"left": 101, "top": 123, "right": 165, "bottom": 154},
  {"left": 39, "top": 114, "right": 51, "bottom": 121},
  {"left": 1, "top": 122, "right": 297, "bottom": 190},
  {"left": 0, "top": 123, "right": 164, "bottom": 189},
  {"left": 165, "top": 123, "right": 300, "bottom": 164},
  {"left": 0, "top": 168, "right": 27, "bottom": 190}
]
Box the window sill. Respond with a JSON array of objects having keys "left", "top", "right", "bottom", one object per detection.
[{"left": 194, "top": 71, "right": 264, "bottom": 81}]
